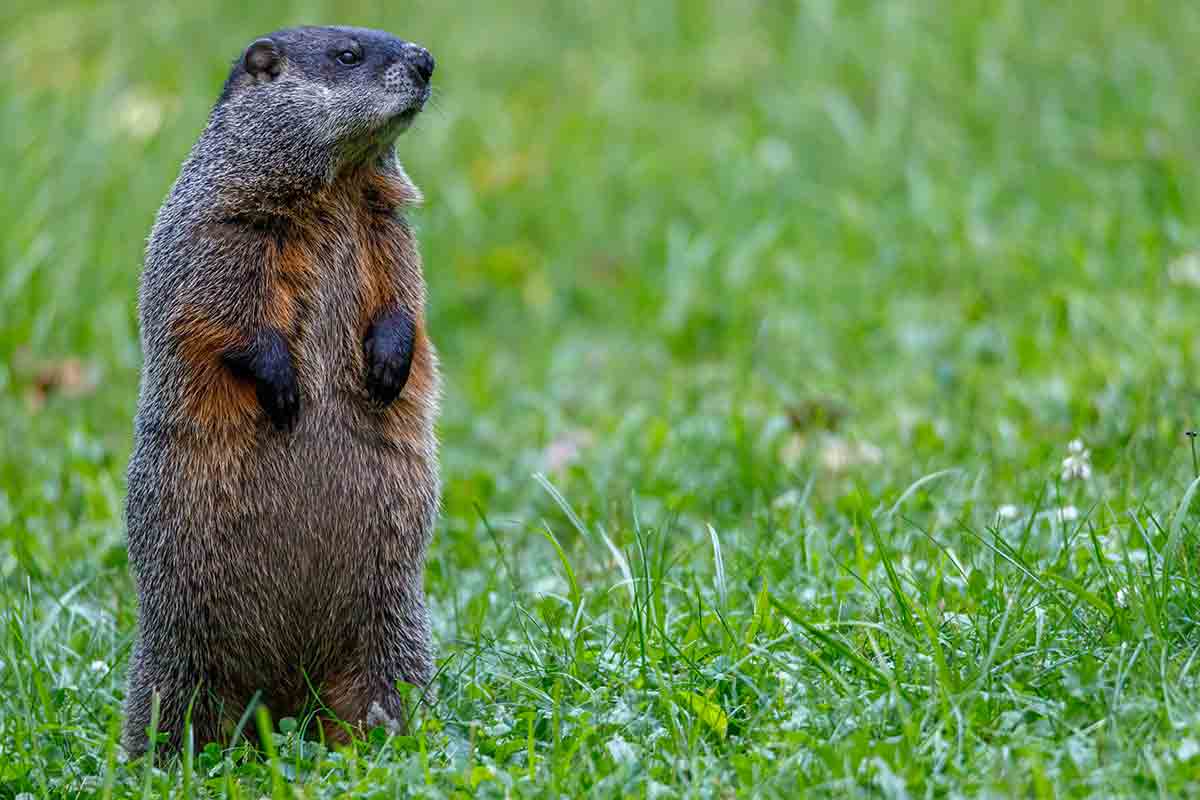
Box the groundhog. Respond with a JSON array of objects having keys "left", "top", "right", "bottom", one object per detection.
[{"left": 123, "top": 26, "right": 439, "bottom": 754}]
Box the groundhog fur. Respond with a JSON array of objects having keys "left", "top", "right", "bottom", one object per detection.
[{"left": 123, "top": 27, "right": 440, "bottom": 754}]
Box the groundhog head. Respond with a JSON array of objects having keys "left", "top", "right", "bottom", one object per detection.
[{"left": 217, "top": 26, "right": 435, "bottom": 169}]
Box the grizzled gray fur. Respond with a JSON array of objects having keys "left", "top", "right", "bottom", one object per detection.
[{"left": 123, "top": 26, "right": 440, "bottom": 754}]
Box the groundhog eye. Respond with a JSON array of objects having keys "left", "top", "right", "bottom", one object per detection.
[{"left": 336, "top": 49, "right": 361, "bottom": 66}]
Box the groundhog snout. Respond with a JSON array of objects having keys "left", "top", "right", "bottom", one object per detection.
[
  {"left": 406, "top": 45, "right": 435, "bottom": 85},
  {"left": 382, "top": 44, "right": 434, "bottom": 100}
]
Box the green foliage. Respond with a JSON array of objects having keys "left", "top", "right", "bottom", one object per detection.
[{"left": 4, "top": 0, "right": 1200, "bottom": 796}]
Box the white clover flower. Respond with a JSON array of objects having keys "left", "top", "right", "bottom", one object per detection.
[
  {"left": 1061, "top": 439, "right": 1092, "bottom": 481},
  {"left": 112, "top": 88, "right": 165, "bottom": 140},
  {"left": 997, "top": 504, "right": 1020, "bottom": 520},
  {"left": 1169, "top": 253, "right": 1200, "bottom": 288},
  {"left": 89, "top": 660, "right": 109, "bottom": 676},
  {"left": 1058, "top": 505, "right": 1080, "bottom": 522},
  {"left": 1114, "top": 587, "right": 1129, "bottom": 608},
  {"left": 1062, "top": 460, "right": 1091, "bottom": 480}
]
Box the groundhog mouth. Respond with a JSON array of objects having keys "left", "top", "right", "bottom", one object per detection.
[
  {"left": 386, "top": 86, "right": 430, "bottom": 127},
  {"left": 407, "top": 84, "right": 432, "bottom": 112},
  {"left": 385, "top": 105, "right": 421, "bottom": 134},
  {"left": 364, "top": 101, "right": 424, "bottom": 148}
]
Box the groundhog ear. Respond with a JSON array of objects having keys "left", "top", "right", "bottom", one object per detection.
[{"left": 243, "top": 38, "right": 282, "bottom": 80}]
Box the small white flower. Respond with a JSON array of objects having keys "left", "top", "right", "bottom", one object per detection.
[
  {"left": 1114, "top": 587, "right": 1129, "bottom": 608},
  {"left": 997, "top": 504, "right": 1020, "bottom": 520},
  {"left": 89, "top": 660, "right": 109, "bottom": 676},
  {"left": 112, "top": 88, "right": 165, "bottom": 140},
  {"left": 1061, "top": 439, "right": 1092, "bottom": 481},
  {"left": 1058, "top": 505, "right": 1080, "bottom": 522},
  {"left": 1179, "top": 737, "right": 1200, "bottom": 762},
  {"left": 756, "top": 137, "right": 794, "bottom": 173},
  {"left": 1062, "top": 460, "right": 1091, "bottom": 480},
  {"left": 1169, "top": 253, "right": 1200, "bottom": 288}
]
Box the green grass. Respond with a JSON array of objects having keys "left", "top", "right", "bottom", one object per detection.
[{"left": 3, "top": 0, "right": 1200, "bottom": 796}]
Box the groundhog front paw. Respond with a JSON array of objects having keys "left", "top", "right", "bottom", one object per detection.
[
  {"left": 223, "top": 328, "right": 301, "bottom": 431},
  {"left": 258, "top": 361, "right": 301, "bottom": 431},
  {"left": 364, "top": 308, "right": 415, "bottom": 407}
]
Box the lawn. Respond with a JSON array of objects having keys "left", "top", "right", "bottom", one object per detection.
[{"left": 3, "top": 0, "right": 1200, "bottom": 796}]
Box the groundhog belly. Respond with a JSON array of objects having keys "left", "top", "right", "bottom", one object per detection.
[
  {"left": 251, "top": 402, "right": 430, "bottom": 600},
  {"left": 131, "top": 394, "right": 436, "bottom": 696}
]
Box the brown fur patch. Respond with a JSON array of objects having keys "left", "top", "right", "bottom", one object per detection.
[
  {"left": 170, "top": 305, "right": 258, "bottom": 431},
  {"left": 355, "top": 229, "right": 395, "bottom": 332},
  {"left": 346, "top": 167, "right": 439, "bottom": 442},
  {"left": 401, "top": 326, "right": 437, "bottom": 404},
  {"left": 364, "top": 165, "right": 420, "bottom": 212},
  {"left": 264, "top": 234, "right": 319, "bottom": 334},
  {"left": 348, "top": 170, "right": 411, "bottom": 323}
]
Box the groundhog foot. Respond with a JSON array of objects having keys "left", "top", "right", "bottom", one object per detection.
[
  {"left": 363, "top": 307, "right": 415, "bottom": 406},
  {"left": 366, "top": 700, "right": 406, "bottom": 734},
  {"left": 222, "top": 328, "right": 301, "bottom": 430}
]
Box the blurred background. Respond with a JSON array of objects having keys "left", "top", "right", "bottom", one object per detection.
[
  {"left": 5, "top": 1, "right": 1200, "bottom": 559},
  {"left": 3, "top": 0, "right": 1200, "bottom": 791}
]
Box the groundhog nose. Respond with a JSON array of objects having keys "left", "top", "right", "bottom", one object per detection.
[{"left": 407, "top": 45, "right": 435, "bottom": 84}]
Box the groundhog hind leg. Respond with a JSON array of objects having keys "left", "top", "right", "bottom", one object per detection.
[
  {"left": 123, "top": 638, "right": 223, "bottom": 756},
  {"left": 341, "top": 573, "right": 433, "bottom": 736},
  {"left": 311, "top": 587, "right": 430, "bottom": 742}
]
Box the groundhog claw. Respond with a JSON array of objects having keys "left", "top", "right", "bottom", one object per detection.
[{"left": 259, "top": 366, "right": 301, "bottom": 431}]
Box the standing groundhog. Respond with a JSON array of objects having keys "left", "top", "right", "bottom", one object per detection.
[{"left": 123, "top": 26, "right": 439, "bottom": 754}]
